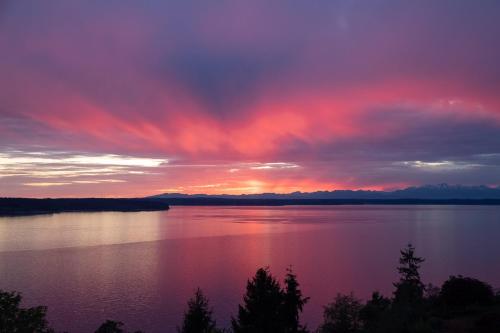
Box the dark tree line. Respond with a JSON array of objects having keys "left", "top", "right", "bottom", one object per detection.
[
  {"left": 1, "top": 244, "right": 499, "bottom": 332},
  {"left": 316, "top": 244, "right": 500, "bottom": 333}
]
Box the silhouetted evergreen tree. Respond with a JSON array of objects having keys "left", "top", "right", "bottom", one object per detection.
[
  {"left": 318, "top": 293, "right": 362, "bottom": 333},
  {"left": 232, "top": 268, "right": 285, "bottom": 333},
  {"left": 178, "top": 288, "right": 219, "bottom": 333},
  {"left": 388, "top": 244, "right": 429, "bottom": 333},
  {"left": 394, "top": 243, "right": 425, "bottom": 305},
  {"left": 0, "top": 290, "right": 54, "bottom": 333},
  {"left": 282, "top": 267, "right": 310, "bottom": 332},
  {"left": 231, "top": 267, "right": 310, "bottom": 333}
]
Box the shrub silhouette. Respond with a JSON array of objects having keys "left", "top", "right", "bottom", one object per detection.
[
  {"left": 95, "top": 320, "right": 125, "bottom": 333},
  {"left": 318, "top": 293, "right": 363, "bottom": 333},
  {"left": 359, "top": 292, "right": 390, "bottom": 332},
  {"left": 178, "top": 288, "right": 219, "bottom": 333},
  {"left": 440, "top": 275, "right": 494, "bottom": 307},
  {"left": 0, "top": 290, "right": 53, "bottom": 333},
  {"left": 94, "top": 319, "right": 143, "bottom": 333}
]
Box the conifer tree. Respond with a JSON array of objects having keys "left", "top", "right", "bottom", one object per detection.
[
  {"left": 282, "top": 267, "right": 309, "bottom": 333},
  {"left": 232, "top": 268, "right": 285, "bottom": 333},
  {"left": 393, "top": 243, "right": 425, "bottom": 304},
  {"left": 178, "top": 288, "right": 218, "bottom": 333}
]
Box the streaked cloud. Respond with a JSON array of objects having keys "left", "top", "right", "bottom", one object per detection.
[
  {"left": 249, "top": 162, "right": 300, "bottom": 170},
  {"left": 23, "top": 182, "right": 73, "bottom": 187},
  {"left": 398, "top": 161, "right": 483, "bottom": 171},
  {"left": 0, "top": 150, "right": 168, "bottom": 182},
  {"left": 23, "top": 179, "right": 126, "bottom": 187}
]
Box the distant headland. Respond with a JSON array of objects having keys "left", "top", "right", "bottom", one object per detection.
[{"left": 0, "top": 198, "right": 170, "bottom": 217}]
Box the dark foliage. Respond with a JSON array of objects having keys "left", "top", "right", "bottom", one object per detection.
[
  {"left": 178, "top": 288, "right": 219, "bottom": 333},
  {"left": 95, "top": 320, "right": 125, "bottom": 333},
  {"left": 282, "top": 267, "right": 310, "bottom": 333},
  {"left": 232, "top": 268, "right": 285, "bottom": 333},
  {"left": 423, "top": 284, "right": 441, "bottom": 307},
  {"left": 470, "top": 312, "right": 500, "bottom": 333},
  {"left": 386, "top": 245, "right": 440, "bottom": 333},
  {"left": 319, "top": 245, "right": 444, "bottom": 333},
  {"left": 318, "top": 293, "right": 362, "bottom": 333},
  {"left": 0, "top": 290, "right": 53, "bottom": 333},
  {"left": 3, "top": 245, "right": 500, "bottom": 333},
  {"left": 232, "top": 267, "right": 309, "bottom": 333},
  {"left": 359, "top": 292, "right": 390, "bottom": 332},
  {"left": 393, "top": 243, "right": 425, "bottom": 305},
  {"left": 94, "top": 320, "right": 143, "bottom": 333},
  {"left": 440, "top": 275, "right": 494, "bottom": 308}
]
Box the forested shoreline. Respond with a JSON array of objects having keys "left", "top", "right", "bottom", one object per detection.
[{"left": 0, "top": 198, "right": 170, "bottom": 216}]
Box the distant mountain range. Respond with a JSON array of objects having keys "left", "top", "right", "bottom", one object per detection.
[{"left": 151, "top": 184, "right": 500, "bottom": 200}]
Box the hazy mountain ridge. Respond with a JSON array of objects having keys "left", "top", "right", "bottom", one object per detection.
[{"left": 151, "top": 184, "right": 500, "bottom": 200}]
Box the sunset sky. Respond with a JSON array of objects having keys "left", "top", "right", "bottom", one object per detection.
[{"left": 1, "top": 0, "right": 500, "bottom": 197}]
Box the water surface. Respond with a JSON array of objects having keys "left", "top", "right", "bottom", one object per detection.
[{"left": 0, "top": 205, "right": 499, "bottom": 332}]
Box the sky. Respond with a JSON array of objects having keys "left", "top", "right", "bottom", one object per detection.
[{"left": 1, "top": 0, "right": 500, "bottom": 197}]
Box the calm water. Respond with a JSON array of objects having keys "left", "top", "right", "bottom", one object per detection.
[{"left": 0, "top": 205, "right": 499, "bottom": 332}]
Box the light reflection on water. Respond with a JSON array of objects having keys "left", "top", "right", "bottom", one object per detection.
[{"left": 0, "top": 205, "right": 499, "bottom": 332}]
